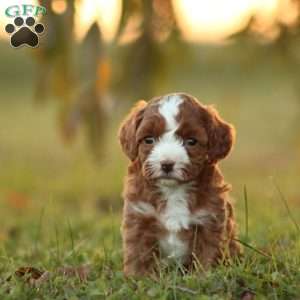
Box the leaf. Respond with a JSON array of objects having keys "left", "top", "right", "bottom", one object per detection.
[
  {"left": 241, "top": 291, "right": 256, "bottom": 300},
  {"left": 97, "top": 59, "right": 111, "bottom": 94},
  {"left": 13, "top": 265, "right": 90, "bottom": 287},
  {"left": 14, "top": 267, "right": 47, "bottom": 287},
  {"left": 115, "top": 0, "right": 142, "bottom": 40},
  {"left": 6, "top": 192, "right": 30, "bottom": 210},
  {"left": 176, "top": 285, "right": 198, "bottom": 295},
  {"left": 32, "top": 271, "right": 51, "bottom": 287}
]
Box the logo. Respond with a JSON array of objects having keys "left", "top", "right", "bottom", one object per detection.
[{"left": 4, "top": 4, "right": 47, "bottom": 48}]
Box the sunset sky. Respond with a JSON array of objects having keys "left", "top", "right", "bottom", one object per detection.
[{"left": 0, "top": 0, "right": 297, "bottom": 43}]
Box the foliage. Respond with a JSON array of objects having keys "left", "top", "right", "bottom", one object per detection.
[
  {"left": 33, "top": 0, "right": 189, "bottom": 156},
  {"left": 0, "top": 200, "right": 299, "bottom": 299},
  {"left": 35, "top": 0, "right": 107, "bottom": 156},
  {"left": 0, "top": 66, "right": 300, "bottom": 298}
]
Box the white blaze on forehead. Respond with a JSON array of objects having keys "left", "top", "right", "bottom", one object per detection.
[
  {"left": 146, "top": 94, "right": 189, "bottom": 177},
  {"left": 158, "top": 94, "right": 183, "bottom": 131}
]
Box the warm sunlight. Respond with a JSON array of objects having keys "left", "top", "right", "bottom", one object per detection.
[
  {"left": 0, "top": 0, "right": 121, "bottom": 42},
  {"left": 0, "top": 0, "right": 297, "bottom": 43},
  {"left": 173, "top": 0, "right": 279, "bottom": 42},
  {"left": 74, "top": 0, "right": 121, "bottom": 42}
]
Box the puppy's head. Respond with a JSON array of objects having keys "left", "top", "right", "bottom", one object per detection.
[{"left": 119, "top": 93, "right": 235, "bottom": 183}]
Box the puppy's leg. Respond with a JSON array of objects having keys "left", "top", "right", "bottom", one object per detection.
[
  {"left": 122, "top": 211, "right": 159, "bottom": 277},
  {"left": 191, "top": 226, "right": 223, "bottom": 269},
  {"left": 225, "top": 201, "right": 242, "bottom": 257},
  {"left": 190, "top": 203, "right": 241, "bottom": 268}
]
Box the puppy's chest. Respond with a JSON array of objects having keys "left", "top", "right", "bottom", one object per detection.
[{"left": 158, "top": 186, "right": 192, "bottom": 261}]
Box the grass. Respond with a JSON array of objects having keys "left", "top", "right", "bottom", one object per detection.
[
  {"left": 1, "top": 47, "right": 300, "bottom": 299},
  {"left": 0, "top": 208, "right": 299, "bottom": 299}
]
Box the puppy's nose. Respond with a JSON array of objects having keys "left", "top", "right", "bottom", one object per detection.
[{"left": 161, "top": 161, "right": 174, "bottom": 174}]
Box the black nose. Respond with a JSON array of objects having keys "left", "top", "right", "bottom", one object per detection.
[{"left": 161, "top": 161, "right": 174, "bottom": 174}]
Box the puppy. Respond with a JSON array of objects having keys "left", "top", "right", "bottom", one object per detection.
[{"left": 119, "top": 93, "right": 240, "bottom": 276}]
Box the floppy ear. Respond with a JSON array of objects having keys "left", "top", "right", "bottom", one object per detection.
[
  {"left": 118, "top": 101, "right": 147, "bottom": 161},
  {"left": 206, "top": 106, "right": 235, "bottom": 164}
]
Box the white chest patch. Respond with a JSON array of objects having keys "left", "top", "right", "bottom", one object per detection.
[
  {"left": 129, "top": 194, "right": 215, "bottom": 263},
  {"left": 158, "top": 184, "right": 190, "bottom": 261}
]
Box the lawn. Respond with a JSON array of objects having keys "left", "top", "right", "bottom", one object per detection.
[{"left": 0, "top": 45, "right": 300, "bottom": 299}]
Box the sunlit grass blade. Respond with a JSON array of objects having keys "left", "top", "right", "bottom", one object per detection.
[
  {"left": 243, "top": 184, "right": 249, "bottom": 240},
  {"left": 272, "top": 179, "right": 300, "bottom": 234}
]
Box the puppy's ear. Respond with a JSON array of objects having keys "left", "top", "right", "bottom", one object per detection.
[
  {"left": 118, "top": 101, "right": 147, "bottom": 161},
  {"left": 206, "top": 106, "right": 235, "bottom": 164}
]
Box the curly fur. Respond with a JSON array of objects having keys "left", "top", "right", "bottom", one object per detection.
[{"left": 119, "top": 93, "right": 241, "bottom": 277}]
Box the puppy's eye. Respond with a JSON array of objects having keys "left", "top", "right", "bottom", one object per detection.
[
  {"left": 144, "top": 136, "right": 156, "bottom": 144},
  {"left": 184, "top": 138, "right": 197, "bottom": 146}
]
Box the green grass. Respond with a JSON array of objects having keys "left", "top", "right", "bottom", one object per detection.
[
  {"left": 0, "top": 96, "right": 299, "bottom": 300},
  {"left": 1, "top": 50, "right": 300, "bottom": 298}
]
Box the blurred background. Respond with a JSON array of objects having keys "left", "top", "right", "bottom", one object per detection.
[{"left": 0, "top": 0, "right": 299, "bottom": 257}]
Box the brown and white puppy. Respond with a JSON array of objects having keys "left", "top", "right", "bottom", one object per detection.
[{"left": 119, "top": 93, "right": 240, "bottom": 277}]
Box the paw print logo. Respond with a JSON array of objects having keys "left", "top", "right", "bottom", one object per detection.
[{"left": 5, "top": 16, "right": 45, "bottom": 48}]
